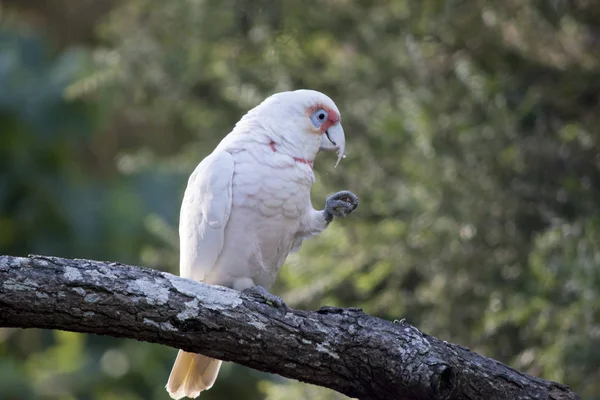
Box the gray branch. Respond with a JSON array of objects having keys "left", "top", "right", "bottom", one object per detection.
[{"left": 0, "top": 255, "right": 579, "bottom": 400}]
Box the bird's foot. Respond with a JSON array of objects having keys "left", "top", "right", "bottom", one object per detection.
[
  {"left": 324, "top": 190, "right": 359, "bottom": 222},
  {"left": 243, "top": 285, "right": 288, "bottom": 309}
]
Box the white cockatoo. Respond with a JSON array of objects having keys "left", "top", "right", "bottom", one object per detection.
[{"left": 166, "top": 89, "right": 359, "bottom": 399}]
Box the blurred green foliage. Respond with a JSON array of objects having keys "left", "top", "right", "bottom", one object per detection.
[{"left": 1, "top": 0, "right": 599, "bottom": 399}]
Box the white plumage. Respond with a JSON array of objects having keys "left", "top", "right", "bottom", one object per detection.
[{"left": 166, "top": 90, "right": 356, "bottom": 399}]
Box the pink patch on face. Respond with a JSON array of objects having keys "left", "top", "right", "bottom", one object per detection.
[
  {"left": 307, "top": 103, "right": 340, "bottom": 133},
  {"left": 269, "top": 140, "right": 277, "bottom": 152}
]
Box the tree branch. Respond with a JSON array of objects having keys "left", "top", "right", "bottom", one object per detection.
[{"left": 0, "top": 255, "right": 578, "bottom": 400}]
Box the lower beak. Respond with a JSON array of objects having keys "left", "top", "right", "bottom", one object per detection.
[{"left": 319, "top": 124, "right": 346, "bottom": 167}]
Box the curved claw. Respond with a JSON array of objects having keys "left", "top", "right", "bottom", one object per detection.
[
  {"left": 243, "top": 285, "right": 288, "bottom": 309},
  {"left": 324, "top": 190, "right": 359, "bottom": 222}
]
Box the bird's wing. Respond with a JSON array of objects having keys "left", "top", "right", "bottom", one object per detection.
[{"left": 178, "top": 150, "right": 234, "bottom": 281}]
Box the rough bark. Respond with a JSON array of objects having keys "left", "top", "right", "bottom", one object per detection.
[{"left": 0, "top": 254, "right": 579, "bottom": 400}]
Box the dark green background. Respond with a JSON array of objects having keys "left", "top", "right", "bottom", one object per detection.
[{"left": 1, "top": 1, "right": 598, "bottom": 399}]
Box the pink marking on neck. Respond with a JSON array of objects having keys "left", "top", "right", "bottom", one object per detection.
[
  {"left": 268, "top": 140, "right": 313, "bottom": 169},
  {"left": 293, "top": 157, "right": 314, "bottom": 168}
]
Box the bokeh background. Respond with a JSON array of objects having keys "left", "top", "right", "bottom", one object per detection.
[{"left": 1, "top": 1, "right": 599, "bottom": 399}]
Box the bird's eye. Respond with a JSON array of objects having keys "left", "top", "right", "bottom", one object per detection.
[{"left": 310, "top": 109, "right": 328, "bottom": 127}]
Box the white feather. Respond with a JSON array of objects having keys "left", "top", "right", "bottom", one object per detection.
[{"left": 178, "top": 150, "right": 234, "bottom": 282}]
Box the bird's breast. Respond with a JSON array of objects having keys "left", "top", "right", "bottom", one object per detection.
[
  {"left": 223, "top": 149, "right": 316, "bottom": 282},
  {"left": 231, "top": 150, "right": 314, "bottom": 219}
]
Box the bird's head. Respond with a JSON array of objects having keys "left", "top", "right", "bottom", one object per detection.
[{"left": 248, "top": 89, "right": 346, "bottom": 167}]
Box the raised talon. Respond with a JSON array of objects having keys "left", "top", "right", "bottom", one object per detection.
[
  {"left": 243, "top": 285, "right": 287, "bottom": 309},
  {"left": 324, "top": 190, "right": 359, "bottom": 222}
]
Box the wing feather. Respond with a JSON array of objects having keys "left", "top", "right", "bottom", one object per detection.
[{"left": 179, "top": 150, "right": 234, "bottom": 281}]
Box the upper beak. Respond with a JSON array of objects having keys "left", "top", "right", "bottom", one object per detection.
[{"left": 319, "top": 123, "right": 346, "bottom": 167}]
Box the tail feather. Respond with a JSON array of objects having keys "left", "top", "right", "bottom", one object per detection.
[{"left": 166, "top": 350, "right": 223, "bottom": 399}]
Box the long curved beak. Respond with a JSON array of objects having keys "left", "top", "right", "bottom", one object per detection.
[{"left": 319, "top": 123, "right": 346, "bottom": 167}]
